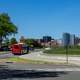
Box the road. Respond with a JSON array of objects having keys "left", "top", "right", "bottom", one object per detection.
[
  {"left": 0, "top": 51, "right": 80, "bottom": 80},
  {"left": 0, "top": 63, "right": 80, "bottom": 80},
  {"left": 0, "top": 50, "right": 80, "bottom": 80},
  {"left": 0, "top": 52, "right": 14, "bottom": 59},
  {"left": 19, "top": 51, "right": 80, "bottom": 66}
]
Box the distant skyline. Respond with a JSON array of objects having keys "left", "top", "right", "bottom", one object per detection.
[{"left": 0, "top": 0, "right": 80, "bottom": 40}]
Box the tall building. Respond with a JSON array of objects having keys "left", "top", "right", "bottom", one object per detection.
[
  {"left": 75, "top": 37, "right": 80, "bottom": 45},
  {"left": 62, "top": 33, "right": 80, "bottom": 46},
  {"left": 62, "top": 33, "right": 70, "bottom": 46},
  {"left": 70, "top": 34, "right": 75, "bottom": 46},
  {"left": 43, "top": 36, "right": 52, "bottom": 43}
]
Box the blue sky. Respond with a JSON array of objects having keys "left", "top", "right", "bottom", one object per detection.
[{"left": 0, "top": 0, "right": 80, "bottom": 40}]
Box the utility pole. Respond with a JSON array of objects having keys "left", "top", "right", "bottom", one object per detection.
[{"left": 65, "top": 45, "right": 68, "bottom": 64}]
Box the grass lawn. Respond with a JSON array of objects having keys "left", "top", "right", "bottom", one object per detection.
[
  {"left": 44, "top": 46, "right": 80, "bottom": 55},
  {"left": 0, "top": 57, "right": 34, "bottom": 63},
  {"left": 0, "top": 56, "right": 51, "bottom": 64}
]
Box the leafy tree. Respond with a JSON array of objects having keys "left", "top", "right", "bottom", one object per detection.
[
  {"left": 25, "top": 39, "right": 34, "bottom": 46},
  {"left": 32, "top": 40, "right": 43, "bottom": 48},
  {"left": 25, "top": 39, "right": 43, "bottom": 48},
  {"left": 0, "top": 13, "right": 18, "bottom": 47},
  {"left": 3, "top": 38, "right": 10, "bottom": 46},
  {"left": 10, "top": 37, "right": 17, "bottom": 45}
]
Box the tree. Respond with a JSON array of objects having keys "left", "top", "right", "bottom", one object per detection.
[
  {"left": 0, "top": 13, "right": 18, "bottom": 47},
  {"left": 25, "top": 39, "right": 43, "bottom": 48},
  {"left": 25, "top": 39, "right": 34, "bottom": 46},
  {"left": 32, "top": 40, "right": 43, "bottom": 48},
  {"left": 10, "top": 37, "right": 17, "bottom": 45},
  {"left": 3, "top": 38, "right": 10, "bottom": 46}
]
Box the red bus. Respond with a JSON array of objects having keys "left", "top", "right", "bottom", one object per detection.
[{"left": 11, "top": 43, "right": 29, "bottom": 55}]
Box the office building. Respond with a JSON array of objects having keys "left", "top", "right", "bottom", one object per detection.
[
  {"left": 43, "top": 36, "right": 52, "bottom": 43},
  {"left": 62, "top": 33, "right": 70, "bottom": 46},
  {"left": 70, "top": 34, "right": 75, "bottom": 46}
]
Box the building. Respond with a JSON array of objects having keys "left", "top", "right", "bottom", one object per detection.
[
  {"left": 19, "top": 36, "right": 26, "bottom": 43},
  {"left": 75, "top": 37, "right": 80, "bottom": 45},
  {"left": 62, "top": 33, "right": 80, "bottom": 46},
  {"left": 70, "top": 34, "right": 75, "bottom": 46},
  {"left": 57, "top": 39, "right": 63, "bottom": 46},
  {"left": 62, "top": 33, "right": 70, "bottom": 46},
  {"left": 43, "top": 36, "right": 52, "bottom": 43},
  {"left": 50, "top": 39, "right": 58, "bottom": 47}
]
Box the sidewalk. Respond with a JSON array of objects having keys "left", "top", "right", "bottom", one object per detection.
[
  {"left": 0, "top": 51, "right": 10, "bottom": 54},
  {"left": 19, "top": 51, "right": 80, "bottom": 66}
]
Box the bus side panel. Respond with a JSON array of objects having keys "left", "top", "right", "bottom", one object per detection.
[{"left": 11, "top": 45, "right": 22, "bottom": 55}]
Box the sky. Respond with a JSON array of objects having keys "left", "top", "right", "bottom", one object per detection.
[{"left": 0, "top": 0, "right": 80, "bottom": 40}]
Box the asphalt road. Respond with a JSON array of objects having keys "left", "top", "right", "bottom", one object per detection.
[
  {"left": 0, "top": 51, "right": 80, "bottom": 80},
  {"left": 19, "top": 50, "right": 80, "bottom": 66},
  {"left": 0, "top": 53, "right": 14, "bottom": 59},
  {"left": 0, "top": 63, "right": 80, "bottom": 80}
]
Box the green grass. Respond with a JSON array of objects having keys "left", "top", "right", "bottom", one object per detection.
[
  {"left": 6, "top": 57, "right": 27, "bottom": 62},
  {"left": 5, "top": 57, "right": 67, "bottom": 64},
  {"left": 0, "top": 57, "right": 48, "bottom": 64},
  {"left": 5, "top": 57, "right": 75, "bottom": 65},
  {"left": 6, "top": 57, "right": 53, "bottom": 64},
  {"left": 44, "top": 46, "right": 80, "bottom": 55},
  {"left": 0, "top": 57, "right": 27, "bottom": 63}
]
